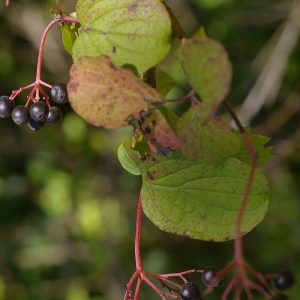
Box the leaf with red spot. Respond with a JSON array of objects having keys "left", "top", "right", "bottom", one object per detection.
[
  {"left": 139, "top": 153, "right": 270, "bottom": 241},
  {"left": 67, "top": 55, "right": 162, "bottom": 129},
  {"left": 176, "top": 105, "right": 240, "bottom": 164}
]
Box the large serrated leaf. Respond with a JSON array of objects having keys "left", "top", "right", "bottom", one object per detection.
[
  {"left": 67, "top": 55, "right": 162, "bottom": 129},
  {"left": 73, "top": 0, "right": 172, "bottom": 74},
  {"left": 139, "top": 154, "right": 270, "bottom": 241},
  {"left": 176, "top": 105, "right": 240, "bottom": 164},
  {"left": 180, "top": 37, "right": 232, "bottom": 119}
]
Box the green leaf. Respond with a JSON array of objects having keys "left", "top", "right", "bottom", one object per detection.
[
  {"left": 73, "top": 0, "right": 172, "bottom": 74},
  {"left": 118, "top": 143, "right": 141, "bottom": 175},
  {"left": 192, "top": 26, "right": 207, "bottom": 38},
  {"left": 233, "top": 135, "right": 274, "bottom": 167},
  {"left": 132, "top": 132, "right": 150, "bottom": 158},
  {"left": 176, "top": 105, "right": 240, "bottom": 164},
  {"left": 139, "top": 154, "right": 270, "bottom": 241},
  {"left": 67, "top": 55, "right": 163, "bottom": 129},
  {"left": 156, "top": 104, "right": 179, "bottom": 133},
  {"left": 61, "top": 22, "right": 80, "bottom": 54},
  {"left": 155, "top": 68, "right": 176, "bottom": 98},
  {"left": 180, "top": 37, "right": 232, "bottom": 119}
]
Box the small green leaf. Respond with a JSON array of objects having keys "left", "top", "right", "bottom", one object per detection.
[
  {"left": 132, "top": 133, "right": 150, "bottom": 158},
  {"left": 176, "top": 105, "right": 240, "bottom": 164},
  {"left": 156, "top": 104, "right": 179, "bottom": 133},
  {"left": 73, "top": 0, "right": 172, "bottom": 73},
  {"left": 139, "top": 154, "right": 270, "bottom": 241},
  {"left": 61, "top": 22, "right": 80, "bottom": 54},
  {"left": 193, "top": 26, "right": 207, "bottom": 38},
  {"left": 233, "top": 135, "right": 274, "bottom": 167},
  {"left": 155, "top": 68, "right": 176, "bottom": 98},
  {"left": 180, "top": 37, "right": 232, "bottom": 119},
  {"left": 67, "top": 55, "right": 163, "bottom": 129},
  {"left": 118, "top": 143, "right": 141, "bottom": 175}
]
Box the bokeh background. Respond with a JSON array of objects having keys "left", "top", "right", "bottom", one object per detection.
[{"left": 0, "top": 0, "right": 299, "bottom": 299}]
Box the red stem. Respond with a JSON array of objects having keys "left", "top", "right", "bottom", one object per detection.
[
  {"left": 135, "top": 195, "right": 143, "bottom": 271},
  {"left": 9, "top": 15, "right": 79, "bottom": 102},
  {"left": 234, "top": 155, "right": 257, "bottom": 263},
  {"left": 224, "top": 100, "right": 257, "bottom": 262},
  {"left": 35, "top": 15, "right": 78, "bottom": 81}
]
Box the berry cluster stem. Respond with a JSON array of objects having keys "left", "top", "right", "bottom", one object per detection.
[
  {"left": 35, "top": 15, "right": 78, "bottom": 83},
  {"left": 9, "top": 15, "right": 79, "bottom": 102}
]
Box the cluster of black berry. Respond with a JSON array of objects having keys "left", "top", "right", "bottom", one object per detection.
[
  {"left": 178, "top": 267, "right": 295, "bottom": 300},
  {"left": 179, "top": 266, "right": 222, "bottom": 300},
  {"left": 0, "top": 83, "right": 68, "bottom": 131},
  {"left": 269, "top": 270, "right": 295, "bottom": 300}
]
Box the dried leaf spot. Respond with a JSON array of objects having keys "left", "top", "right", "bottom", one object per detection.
[
  {"left": 146, "top": 171, "right": 154, "bottom": 180},
  {"left": 128, "top": 4, "right": 138, "bottom": 12}
]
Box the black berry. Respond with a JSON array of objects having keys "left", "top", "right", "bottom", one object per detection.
[
  {"left": 201, "top": 266, "right": 222, "bottom": 287},
  {"left": 180, "top": 282, "right": 201, "bottom": 300},
  {"left": 0, "top": 95, "right": 15, "bottom": 118},
  {"left": 269, "top": 293, "right": 289, "bottom": 300},
  {"left": 29, "top": 101, "right": 49, "bottom": 122},
  {"left": 50, "top": 83, "right": 68, "bottom": 104},
  {"left": 12, "top": 105, "right": 30, "bottom": 125},
  {"left": 273, "top": 270, "right": 295, "bottom": 291},
  {"left": 47, "top": 106, "right": 62, "bottom": 126},
  {"left": 27, "top": 118, "right": 46, "bottom": 131}
]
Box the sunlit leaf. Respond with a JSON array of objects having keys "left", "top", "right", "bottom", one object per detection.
[
  {"left": 139, "top": 153, "right": 270, "bottom": 241},
  {"left": 68, "top": 55, "right": 162, "bottom": 129},
  {"left": 176, "top": 105, "right": 240, "bottom": 164},
  {"left": 118, "top": 143, "right": 141, "bottom": 175},
  {"left": 73, "top": 0, "right": 172, "bottom": 73},
  {"left": 180, "top": 37, "right": 232, "bottom": 119}
]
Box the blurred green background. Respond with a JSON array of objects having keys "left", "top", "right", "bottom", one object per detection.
[{"left": 0, "top": 0, "right": 299, "bottom": 299}]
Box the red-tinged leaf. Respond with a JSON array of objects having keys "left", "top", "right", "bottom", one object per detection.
[{"left": 67, "top": 55, "right": 163, "bottom": 129}]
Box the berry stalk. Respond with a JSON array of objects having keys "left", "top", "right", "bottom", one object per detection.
[
  {"left": 9, "top": 15, "right": 79, "bottom": 102},
  {"left": 35, "top": 15, "right": 79, "bottom": 85}
]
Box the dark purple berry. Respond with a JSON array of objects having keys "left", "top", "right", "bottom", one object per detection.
[
  {"left": 180, "top": 282, "right": 201, "bottom": 300},
  {"left": 12, "top": 105, "right": 30, "bottom": 125},
  {"left": 29, "top": 101, "right": 49, "bottom": 122},
  {"left": 269, "top": 293, "right": 289, "bottom": 300},
  {"left": 50, "top": 83, "right": 68, "bottom": 104},
  {"left": 47, "top": 106, "right": 62, "bottom": 126},
  {"left": 273, "top": 270, "right": 295, "bottom": 291},
  {"left": 0, "top": 95, "right": 15, "bottom": 118},
  {"left": 27, "top": 118, "right": 46, "bottom": 131},
  {"left": 201, "top": 266, "right": 222, "bottom": 287}
]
